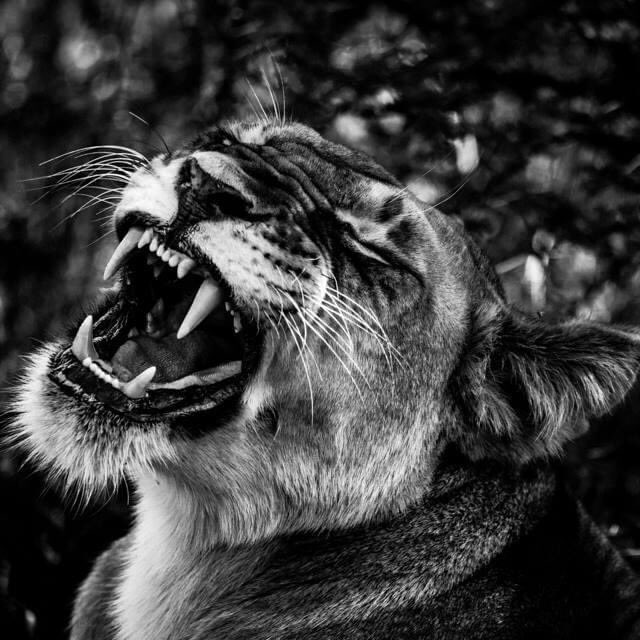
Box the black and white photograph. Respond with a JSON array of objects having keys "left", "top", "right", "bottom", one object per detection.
[{"left": 1, "top": 1, "right": 640, "bottom": 638}]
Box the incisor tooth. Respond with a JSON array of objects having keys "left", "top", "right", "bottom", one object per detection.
[
  {"left": 122, "top": 366, "right": 156, "bottom": 399},
  {"left": 168, "top": 254, "right": 180, "bottom": 268},
  {"left": 149, "top": 236, "right": 159, "bottom": 252},
  {"left": 177, "top": 258, "right": 196, "bottom": 279},
  {"left": 137, "top": 228, "right": 154, "bottom": 248},
  {"left": 104, "top": 227, "right": 144, "bottom": 280},
  {"left": 72, "top": 315, "right": 99, "bottom": 361},
  {"left": 177, "top": 278, "right": 223, "bottom": 339}
]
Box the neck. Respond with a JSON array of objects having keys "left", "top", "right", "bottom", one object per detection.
[
  {"left": 115, "top": 458, "right": 555, "bottom": 640},
  {"left": 114, "top": 472, "right": 275, "bottom": 640}
]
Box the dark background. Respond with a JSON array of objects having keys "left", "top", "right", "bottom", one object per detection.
[{"left": 1, "top": 0, "right": 640, "bottom": 637}]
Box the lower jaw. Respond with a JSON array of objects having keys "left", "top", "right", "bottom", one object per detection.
[{"left": 49, "top": 345, "right": 247, "bottom": 422}]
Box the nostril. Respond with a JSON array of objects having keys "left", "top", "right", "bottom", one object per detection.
[
  {"left": 188, "top": 158, "right": 206, "bottom": 191},
  {"left": 175, "top": 158, "right": 254, "bottom": 229},
  {"left": 180, "top": 157, "right": 215, "bottom": 194}
]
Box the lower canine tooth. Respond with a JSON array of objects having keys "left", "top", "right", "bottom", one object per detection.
[
  {"left": 72, "top": 315, "right": 99, "bottom": 362},
  {"left": 233, "top": 314, "right": 242, "bottom": 333},
  {"left": 122, "top": 366, "right": 157, "bottom": 399},
  {"left": 177, "top": 278, "right": 223, "bottom": 339}
]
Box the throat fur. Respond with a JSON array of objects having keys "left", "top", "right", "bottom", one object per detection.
[{"left": 109, "top": 461, "right": 554, "bottom": 640}]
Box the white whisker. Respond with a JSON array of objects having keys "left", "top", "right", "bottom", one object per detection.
[
  {"left": 246, "top": 79, "right": 270, "bottom": 124},
  {"left": 280, "top": 312, "right": 315, "bottom": 423},
  {"left": 39, "top": 144, "right": 149, "bottom": 166},
  {"left": 261, "top": 67, "right": 280, "bottom": 125}
]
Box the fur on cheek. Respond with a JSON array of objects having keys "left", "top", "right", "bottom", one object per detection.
[{"left": 9, "top": 344, "right": 176, "bottom": 502}]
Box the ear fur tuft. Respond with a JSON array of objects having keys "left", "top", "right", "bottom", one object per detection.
[{"left": 452, "top": 303, "right": 640, "bottom": 462}]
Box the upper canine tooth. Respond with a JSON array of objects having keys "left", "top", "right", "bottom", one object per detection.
[
  {"left": 122, "top": 365, "right": 157, "bottom": 399},
  {"left": 177, "top": 258, "right": 196, "bottom": 279},
  {"left": 137, "top": 227, "right": 154, "bottom": 249},
  {"left": 104, "top": 227, "right": 144, "bottom": 280},
  {"left": 72, "top": 315, "right": 99, "bottom": 361},
  {"left": 177, "top": 278, "right": 223, "bottom": 339}
]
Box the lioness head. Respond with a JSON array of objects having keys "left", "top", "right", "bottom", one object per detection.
[{"left": 14, "top": 120, "right": 640, "bottom": 543}]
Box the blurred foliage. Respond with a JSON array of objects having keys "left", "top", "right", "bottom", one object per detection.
[{"left": 1, "top": 0, "right": 640, "bottom": 637}]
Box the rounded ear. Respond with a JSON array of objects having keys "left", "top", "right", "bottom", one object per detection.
[{"left": 451, "top": 303, "right": 640, "bottom": 462}]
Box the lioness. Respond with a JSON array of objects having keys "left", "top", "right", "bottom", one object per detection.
[{"left": 14, "top": 120, "right": 640, "bottom": 639}]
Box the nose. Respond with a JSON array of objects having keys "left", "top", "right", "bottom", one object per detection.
[
  {"left": 168, "top": 158, "right": 222, "bottom": 235},
  {"left": 113, "top": 158, "right": 217, "bottom": 240},
  {"left": 113, "top": 155, "right": 254, "bottom": 242},
  {"left": 172, "top": 158, "right": 254, "bottom": 233},
  {"left": 113, "top": 159, "right": 182, "bottom": 237}
]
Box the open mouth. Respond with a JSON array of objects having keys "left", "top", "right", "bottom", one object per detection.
[{"left": 49, "top": 226, "right": 260, "bottom": 420}]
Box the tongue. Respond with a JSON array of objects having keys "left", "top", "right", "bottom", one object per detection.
[{"left": 111, "top": 328, "right": 240, "bottom": 383}]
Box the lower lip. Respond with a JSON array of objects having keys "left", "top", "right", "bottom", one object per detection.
[{"left": 49, "top": 346, "right": 245, "bottom": 422}]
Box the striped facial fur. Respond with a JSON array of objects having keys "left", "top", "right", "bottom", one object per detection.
[{"left": 14, "top": 119, "right": 640, "bottom": 543}]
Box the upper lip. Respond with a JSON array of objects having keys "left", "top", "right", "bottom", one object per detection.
[{"left": 104, "top": 226, "right": 196, "bottom": 281}]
